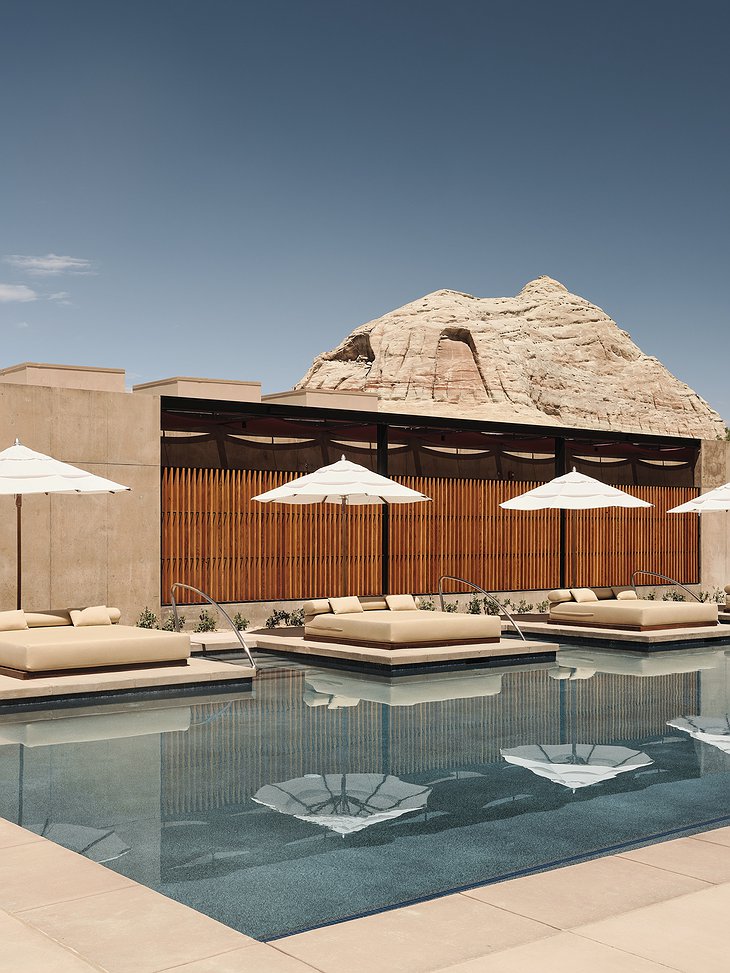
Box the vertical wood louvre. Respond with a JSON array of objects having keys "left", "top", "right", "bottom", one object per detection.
[{"left": 161, "top": 468, "right": 699, "bottom": 602}]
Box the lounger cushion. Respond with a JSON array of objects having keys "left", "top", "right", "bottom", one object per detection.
[
  {"left": 361, "top": 598, "right": 388, "bottom": 611},
  {"left": 70, "top": 605, "right": 112, "bottom": 627},
  {"left": 570, "top": 588, "right": 598, "bottom": 603},
  {"left": 725, "top": 584, "right": 730, "bottom": 594},
  {"left": 549, "top": 599, "right": 717, "bottom": 628},
  {"left": 385, "top": 594, "right": 418, "bottom": 611},
  {"left": 24, "top": 610, "right": 73, "bottom": 628},
  {"left": 616, "top": 590, "right": 638, "bottom": 600},
  {"left": 547, "top": 589, "right": 573, "bottom": 604},
  {"left": 305, "top": 609, "right": 500, "bottom": 646},
  {"left": 303, "top": 599, "right": 331, "bottom": 618},
  {"left": 0, "top": 610, "right": 28, "bottom": 632},
  {"left": 329, "top": 596, "right": 364, "bottom": 615},
  {"left": 0, "top": 626, "right": 190, "bottom": 673}
]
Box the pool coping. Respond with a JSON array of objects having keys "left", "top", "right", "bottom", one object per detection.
[{"left": 3, "top": 812, "right": 730, "bottom": 972}]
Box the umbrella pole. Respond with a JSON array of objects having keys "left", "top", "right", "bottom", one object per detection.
[
  {"left": 15, "top": 494, "right": 22, "bottom": 611},
  {"left": 341, "top": 496, "right": 348, "bottom": 596}
]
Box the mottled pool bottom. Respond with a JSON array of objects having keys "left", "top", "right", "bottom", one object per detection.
[{"left": 0, "top": 650, "right": 728, "bottom": 940}]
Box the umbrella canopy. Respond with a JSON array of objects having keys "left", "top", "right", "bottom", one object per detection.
[
  {"left": 0, "top": 440, "right": 130, "bottom": 608},
  {"left": 499, "top": 469, "right": 653, "bottom": 511},
  {"left": 667, "top": 482, "right": 730, "bottom": 513},
  {"left": 252, "top": 773, "right": 431, "bottom": 835},
  {"left": 251, "top": 457, "right": 430, "bottom": 506},
  {"left": 668, "top": 716, "right": 730, "bottom": 756},
  {"left": 252, "top": 457, "right": 429, "bottom": 594},
  {"left": 501, "top": 744, "right": 653, "bottom": 791}
]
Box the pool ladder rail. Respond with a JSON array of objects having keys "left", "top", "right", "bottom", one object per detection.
[
  {"left": 169, "top": 582, "right": 257, "bottom": 670},
  {"left": 630, "top": 570, "right": 701, "bottom": 602},
  {"left": 437, "top": 575, "right": 527, "bottom": 641}
]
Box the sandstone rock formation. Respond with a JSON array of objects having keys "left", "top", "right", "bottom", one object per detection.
[{"left": 295, "top": 277, "right": 724, "bottom": 439}]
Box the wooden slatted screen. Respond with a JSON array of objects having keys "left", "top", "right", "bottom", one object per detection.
[
  {"left": 564, "top": 485, "right": 699, "bottom": 588},
  {"left": 161, "top": 469, "right": 699, "bottom": 602}
]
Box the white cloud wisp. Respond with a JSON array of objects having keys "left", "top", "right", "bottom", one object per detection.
[
  {"left": 0, "top": 284, "right": 38, "bottom": 303},
  {"left": 4, "top": 253, "right": 94, "bottom": 276}
]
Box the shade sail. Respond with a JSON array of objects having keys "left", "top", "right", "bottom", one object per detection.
[
  {"left": 252, "top": 773, "right": 431, "bottom": 835},
  {"left": 251, "top": 457, "right": 430, "bottom": 505},
  {"left": 667, "top": 482, "right": 730, "bottom": 513},
  {"left": 0, "top": 441, "right": 130, "bottom": 495},
  {"left": 499, "top": 470, "right": 653, "bottom": 511},
  {"left": 501, "top": 744, "right": 653, "bottom": 791},
  {"left": 667, "top": 716, "right": 730, "bottom": 756}
]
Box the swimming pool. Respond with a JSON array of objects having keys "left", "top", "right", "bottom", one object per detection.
[{"left": 0, "top": 649, "right": 728, "bottom": 940}]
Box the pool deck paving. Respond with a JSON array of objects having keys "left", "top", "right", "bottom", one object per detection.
[{"left": 2, "top": 814, "right": 730, "bottom": 972}]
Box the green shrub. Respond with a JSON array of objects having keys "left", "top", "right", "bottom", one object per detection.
[
  {"left": 536, "top": 600, "right": 549, "bottom": 613},
  {"left": 418, "top": 597, "right": 436, "bottom": 611},
  {"left": 289, "top": 608, "right": 305, "bottom": 627},
  {"left": 161, "top": 611, "right": 185, "bottom": 631},
  {"left": 467, "top": 595, "right": 482, "bottom": 614},
  {"left": 194, "top": 609, "right": 218, "bottom": 633},
  {"left": 442, "top": 601, "right": 458, "bottom": 613},
  {"left": 514, "top": 599, "right": 534, "bottom": 614},
  {"left": 266, "top": 608, "right": 292, "bottom": 628},
  {"left": 698, "top": 588, "right": 724, "bottom": 604},
  {"left": 483, "top": 598, "right": 501, "bottom": 616},
  {"left": 232, "top": 612, "right": 249, "bottom": 631},
  {"left": 136, "top": 607, "right": 159, "bottom": 629},
  {"left": 662, "top": 590, "right": 686, "bottom": 602},
  {"left": 645, "top": 590, "right": 656, "bottom": 601}
]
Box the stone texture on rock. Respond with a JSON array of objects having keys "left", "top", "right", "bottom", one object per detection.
[{"left": 295, "top": 277, "right": 724, "bottom": 439}]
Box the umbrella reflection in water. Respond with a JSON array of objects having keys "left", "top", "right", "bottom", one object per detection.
[
  {"left": 501, "top": 744, "right": 653, "bottom": 792},
  {"left": 667, "top": 716, "right": 730, "bottom": 756},
  {"left": 252, "top": 773, "right": 431, "bottom": 836}
]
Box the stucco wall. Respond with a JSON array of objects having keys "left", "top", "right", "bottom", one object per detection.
[
  {"left": 699, "top": 438, "right": 730, "bottom": 589},
  {"left": 0, "top": 384, "right": 160, "bottom": 622}
]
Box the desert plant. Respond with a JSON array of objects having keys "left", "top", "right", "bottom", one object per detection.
[
  {"left": 417, "top": 597, "right": 436, "bottom": 611},
  {"left": 136, "top": 607, "right": 158, "bottom": 629},
  {"left": 266, "top": 608, "right": 294, "bottom": 628},
  {"left": 161, "top": 611, "right": 185, "bottom": 631},
  {"left": 442, "top": 601, "right": 458, "bottom": 613},
  {"left": 467, "top": 595, "right": 483, "bottom": 614},
  {"left": 645, "top": 590, "right": 656, "bottom": 601},
  {"left": 289, "top": 608, "right": 305, "bottom": 627},
  {"left": 662, "top": 590, "right": 686, "bottom": 602},
  {"left": 698, "top": 588, "right": 724, "bottom": 604},
  {"left": 536, "top": 600, "right": 549, "bottom": 613},
  {"left": 194, "top": 609, "right": 218, "bottom": 632},
  {"left": 514, "top": 599, "right": 534, "bottom": 614},
  {"left": 232, "top": 612, "right": 249, "bottom": 631},
  {"left": 482, "top": 598, "right": 501, "bottom": 616}
]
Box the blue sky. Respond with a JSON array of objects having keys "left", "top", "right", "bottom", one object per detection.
[{"left": 1, "top": 1, "right": 728, "bottom": 421}]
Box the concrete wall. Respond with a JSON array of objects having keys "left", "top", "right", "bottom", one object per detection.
[
  {"left": 0, "top": 384, "right": 160, "bottom": 622},
  {"left": 699, "top": 439, "right": 730, "bottom": 590}
]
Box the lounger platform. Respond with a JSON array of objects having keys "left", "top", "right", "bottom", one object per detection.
[
  {"left": 508, "top": 620, "right": 730, "bottom": 652},
  {"left": 249, "top": 631, "right": 555, "bottom": 674},
  {"left": 719, "top": 611, "right": 730, "bottom": 626}
]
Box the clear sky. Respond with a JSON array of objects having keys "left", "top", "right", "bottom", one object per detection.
[{"left": 1, "top": 0, "right": 728, "bottom": 422}]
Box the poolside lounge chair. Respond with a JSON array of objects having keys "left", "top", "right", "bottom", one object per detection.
[
  {"left": 547, "top": 588, "right": 718, "bottom": 631},
  {"left": 303, "top": 594, "right": 501, "bottom": 649},
  {"left": 0, "top": 606, "right": 190, "bottom": 679}
]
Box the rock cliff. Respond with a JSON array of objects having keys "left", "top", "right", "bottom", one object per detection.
[{"left": 295, "top": 277, "right": 724, "bottom": 438}]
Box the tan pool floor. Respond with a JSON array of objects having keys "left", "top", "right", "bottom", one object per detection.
[{"left": 2, "top": 813, "right": 729, "bottom": 971}]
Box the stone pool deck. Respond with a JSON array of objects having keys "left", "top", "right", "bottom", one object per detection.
[
  {"left": 2, "top": 813, "right": 729, "bottom": 971},
  {"left": 0, "top": 656, "right": 255, "bottom": 709}
]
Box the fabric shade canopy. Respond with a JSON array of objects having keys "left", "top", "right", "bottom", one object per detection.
[
  {"left": 667, "top": 716, "right": 730, "bottom": 755},
  {"left": 0, "top": 440, "right": 130, "bottom": 609},
  {"left": 499, "top": 469, "right": 653, "bottom": 511},
  {"left": 667, "top": 482, "right": 730, "bottom": 513},
  {"left": 252, "top": 456, "right": 429, "bottom": 594}
]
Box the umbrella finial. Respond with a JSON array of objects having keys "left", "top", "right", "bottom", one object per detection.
[
  {"left": 341, "top": 454, "right": 346, "bottom": 461},
  {"left": 14, "top": 438, "right": 20, "bottom": 447}
]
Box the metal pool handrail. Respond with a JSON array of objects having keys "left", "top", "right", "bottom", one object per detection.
[
  {"left": 169, "top": 582, "right": 257, "bottom": 669},
  {"left": 630, "top": 570, "right": 701, "bottom": 603},
  {"left": 437, "top": 575, "right": 526, "bottom": 641}
]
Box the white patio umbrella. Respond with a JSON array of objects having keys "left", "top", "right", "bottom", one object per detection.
[
  {"left": 500, "top": 469, "right": 652, "bottom": 587},
  {"left": 0, "top": 439, "right": 130, "bottom": 609},
  {"left": 667, "top": 482, "right": 730, "bottom": 513},
  {"left": 501, "top": 744, "right": 653, "bottom": 792},
  {"left": 251, "top": 773, "right": 431, "bottom": 836},
  {"left": 667, "top": 716, "right": 730, "bottom": 756},
  {"left": 251, "top": 456, "right": 430, "bottom": 594}
]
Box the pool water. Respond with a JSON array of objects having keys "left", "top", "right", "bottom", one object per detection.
[{"left": 0, "top": 650, "right": 728, "bottom": 940}]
